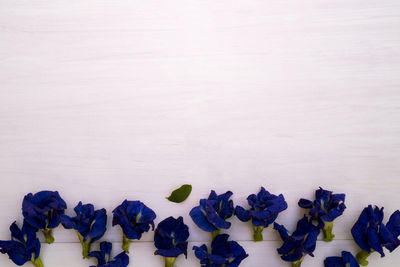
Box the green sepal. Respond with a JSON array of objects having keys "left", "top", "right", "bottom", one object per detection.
[
  {"left": 291, "top": 256, "right": 304, "bottom": 267},
  {"left": 77, "top": 232, "right": 91, "bottom": 258},
  {"left": 31, "top": 257, "right": 44, "bottom": 267},
  {"left": 166, "top": 184, "right": 192, "bottom": 203},
  {"left": 253, "top": 226, "right": 264, "bottom": 242},
  {"left": 322, "top": 221, "right": 335, "bottom": 242},
  {"left": 42, "top": 228, "right": 54, "bottom": 244},
  {"left": 165, "top": 257, "right": 176, "bottom": 267},
  {"left": 211, "top": 229, "right": 220, "bottom": 240},
  {"left": 122, "top": 234, "right": 131, "bottom": 253},
  {"left": 356, "top": 250, "right": 372, "bottom": 266}
]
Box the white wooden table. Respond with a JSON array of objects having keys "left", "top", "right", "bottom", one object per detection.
[{"left": 1, "top": 0, "right": 400, "bottom": 266}]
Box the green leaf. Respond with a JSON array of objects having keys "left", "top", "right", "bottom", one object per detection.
[{"left": 166, "top": 184, "right": 192, "bottom": 203}]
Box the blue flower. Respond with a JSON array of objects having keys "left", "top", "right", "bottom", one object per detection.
[
  {"left": 324, "top": 251, "right": 359, "bottom": 267},
  {"left": 61, "top": 201, "right": 107, "bottom": 258},
  {"left": 274, "top": 215, "right": 320, "bottom": 267},
  {"left": 235, "top": 187, "right": 287, "bottom": 241},
  {"left": 112, "top": 200, "right": 156, "bottom": 252},
  {"left": 22, "top": 190, "right": 67, "bottom": 243},
  {"left": 0, "top": 221, "right": 43, "bottom": 267},
  {"left": 298, "top": 187, "right": 346, "bottom": 242},
  {"left": 193, "top": 234, "right": 248, "bottom": 267},
  {"left": 351, "top": 205, "right": 400, "bottom": 266},
  {"left": 189, "top": 190, "right": 234, "bottom": 238},
  {"left": 89, "top": 241, "right": 129, "bottom": 267},
  {"left": 154, "top": 216, "right": 189, "bottom": 267}
]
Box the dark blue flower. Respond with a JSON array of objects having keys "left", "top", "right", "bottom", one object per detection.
[
  {"left": 112, "top": 200, "right": 156, "bottom": 252},
  {"left": 324, "top": 251, "right": 359, "bottom": 267},
  {"left": 154, "top": 216, "right": 189, "bottom": 267},
  {"left": 298, "top": 187, "right": 346, "bottom": 242},
  {"left": 22, "top": 190, "right": 67, "bottom": 243},
  {"left": 193, "top": 234, "right": 248, "bottom": 267},
  {"left": 274, "top": 215, "right": 320, "bottom": 267},
  {"left": 0, "top": 221, "right": 43, "bottom": 267},
  {"left": 235, "top": 187, "right": 287, "bottom": 241},
  {"left": 189, "top": 191, "right": 234, "bottom": 238},
  {"left": 89, "top": 241, "right": 129, "bottom": 267},
  {"left": 61, "top": 201, "right": 107, "bottom": 258},
  {"left": 351, "top": 205, "right": 400, "bottom": 266}
]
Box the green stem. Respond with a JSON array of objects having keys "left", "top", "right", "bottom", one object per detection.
[
  {"left": 77, "top": 232, "right": 91, "bottom": 258},
  {"left": 31, "top": 257, "right": 44, "bottom": 267},
  {"left": 322, "top": 222, "right": 335, "bottom": 242},
  {"left": 356, "top": 250, "right": 372, "bottom": 266},
  {"left": 122, "top": 234, "right": 131, "bottom": 253},
  {"left": 165, "top": 257, "right": 176, "bottom": 267},
  {"left": 82, "top": 240, "right": 91, "bottom": 258},
  {"left": 211, "top": 230, "right": 220, "bottom": 240},
  {"left": 291, "top": 257, "right": 304, "bottom": 267},
  {"left": 253, "top": 226, "right": 264, "bottom": 242},
  {"left": 42, "top": 229, "right": 54, "bottom": 244}
]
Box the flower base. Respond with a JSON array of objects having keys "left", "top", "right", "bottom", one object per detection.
[
  {"left": 253, "top": 226, "right": 264, "bottom": 242},
  {"left": 122, "top": 234, "right": 131, "bottom": 253},
  {"left": 31, "top": 257, "right": 44, "bottom": 267},
  {"left": 322, "top": 222, "right": 335, "bottom": 242},
  {"left": 42, "top": 228, "right": 54, "bottom": 244},
  {"left": 356, "top": 250, "right": 371, "bottom": 266},
  {"left": 211, "top": 230, "right": 220, "bottom": 240},
  {"left": 165, "top": 257, "right": 176, "bottom": 267}
]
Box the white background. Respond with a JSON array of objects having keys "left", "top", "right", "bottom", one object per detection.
[{"left": 1, "top": 0, "right": 400, "bottom": 266}]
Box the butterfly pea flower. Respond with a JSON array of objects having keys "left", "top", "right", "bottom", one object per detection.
[
  {"left": 0, "top": 221, "right": 43, "bottom": 267},
  {"left": 324, "top": 251, "right": 360, "bottom": 267},
  {"left": 22, "top": 190, "right": 67, "bottom": 244},
  {"left": 235, "top": 187, "right": 288, "bottom": 242},
  {"left": 154, "top": 216, "right": 189, "bottom": 267},
  {"left": 193, "top": 234, "right": 248, "bottom": 267},
  {"left": 61, "top": 201, "right": 107, "bottom": 258},
  {"left": 351, "top": 205, "right": 400, "bottom": 266},
  {"left": 112, "top": 200, "right": 156, "bottom": 253},
  {"left": 273, "top": 215, "right": 320, "bottom": 267},
  {"left": 189, "top": 190, "right": 234, "bottom": 239},
  {"left": 88, "top": 241, "right": 129, "bottom": 267},
  {"left": 298, "top": 187, "right": 346, "bottom": 242}
]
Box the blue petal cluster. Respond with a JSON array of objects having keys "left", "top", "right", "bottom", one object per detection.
[
  {"left": 154, "top": 216, "right": 189, "bottom": 258},
  {"left": 274, "top": 215, "right": 320, "bottom": 264},
  {"left": 89, "top": 241, "right": 129, "bottom": 267},
  {"left": 298, "top": 187, "right": 345, "bottom": 242},
  {"left": 189, "top": 191, "right": 234, "bottom": 234},
  {"left": 0, "top": 221, "right": 42, "bottom": 267},
  {"left": 298, "top": 187, "right": 346, "bottom": 227},
  {"left": 112, "top": 200, "right": 156, "bottom": 252},
  {"left": 61, "top": 202, "right": 107, "bottom": 258},
  {"left": 351, "top": 205, "right": 400, "bottom": 265},
  {"left": 235, "top": 187, "right": 287, "bottom": 241},
  {"left": 193, "top": 234, "right": 248, "bottom": 267},
  {"left": 22, "top": 190, "right": 67, "bottom": 243},
  {"left": 324, "top": 251, "right": 359, "bottom": 267}
]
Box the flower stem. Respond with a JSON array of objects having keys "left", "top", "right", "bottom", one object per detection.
[
  {"left": 165, "top": 257, "right": 176, "bottom": 267},
  {"left": 291, "top": 257, "right": 304, "bottom": 267},
  {"left": 42, "top": 228, "right": 54, "bottom": 244},
  {"left": 322, "top": 222, "right": 335, "bottom": 242},
  {"left": 211, "top": 230, "right": 220, "bottom": 240},
  {"left": 77, "top": 232, "right": 91, "bottom": 258},
  {"left": 122, "top": 234, "right": 131, "bottom": 253},
  {"left": 356, "top": 250, "right": 372, "bottom": 266},
  {"left": 31, "top": 257, "right": 44, "bottom": 267},
  {"left": 253, "top": 226, "right": 264, "bottom": 242}
]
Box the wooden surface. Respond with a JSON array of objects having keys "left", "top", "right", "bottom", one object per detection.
[{"left": 1, "top": 0, "right": 400, "bottom": 266}]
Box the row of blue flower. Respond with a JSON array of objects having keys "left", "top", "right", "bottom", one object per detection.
[{"left": 0, "top": 188, "right": 399, "bottom": 267}]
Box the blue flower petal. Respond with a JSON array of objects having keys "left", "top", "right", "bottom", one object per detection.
[{"left": 189, "top": 206, "right": 218, "bottom": 232}]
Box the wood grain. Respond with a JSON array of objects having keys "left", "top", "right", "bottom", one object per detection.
[{"left": 0, "top": 0, "right": 399, "bottom": 266}]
